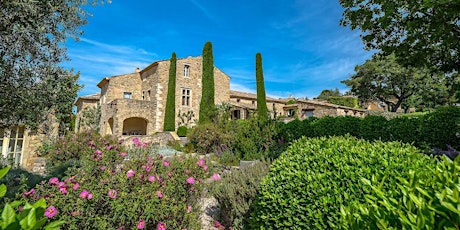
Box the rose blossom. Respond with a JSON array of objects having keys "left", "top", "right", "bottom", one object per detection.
[
  {"left": 126, "top": 169, "right": 135, "bottom": 178},
  {"left": 163, "top": 160, "right": 170, "bottom": 167},
  {"left": 108, "top": 189, "right": 117, "bottom": 199},
  {"left": 44, "top": 206, "right": 57, "bottom": 218},
  {"left": 148, "top": 176, "right": 156, "bottom": 182},
  {"left": 186, "top": 177, "right": 195, "bottom": 185},
  {"left": 48, "top": 177, "right": 59, "bottom": 185},
  {"left": 137, "top": 219, "right": 145, "bottom": 229},
  {"left": 212, "top": 173, "right": 221, "bottom": 181},
  {"left": 157, "top": 191, "right": 163, "bottom": 198},
  {"left": 157, "top": 222, "right": 166, "bottom": 230}
]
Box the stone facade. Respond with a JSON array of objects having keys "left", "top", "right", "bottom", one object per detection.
[
  {"left": 91, "top": 56, "right": 230, "bottom": 137},
  {"left": 75, "top": 55, "right": 366, "bottom": 140},
  {"left": 75, "top": 93, "right": 100, "bottom": 133},
  {"left": 282, "top": 99, "right": 366, "bottom": 120}
]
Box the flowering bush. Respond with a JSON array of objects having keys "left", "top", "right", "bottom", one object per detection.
[{"left": 26, "top": 137, "right": 211, "bottom": 229}]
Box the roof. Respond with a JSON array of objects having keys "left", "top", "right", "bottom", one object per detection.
[
  {"left": 75, "top": 93, "right": 100, "bottom": 106},
  {"left": 230, "top": 90, "right": 287, "bottom": 103},
  {"left": 96, "top": 73, "right": 140, "bottom": 88}
]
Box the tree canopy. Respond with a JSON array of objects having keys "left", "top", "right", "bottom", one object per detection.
[
  {"left": 0, "top": 0, "right": 107, "bottom": 130},
  {"left": 339, "top": 0, "right": 460, "bottom": 73},
  {"left": 342, "top": 54, "right": 433, "bottom": 112},
  {"left": 316, "top": 88, "right": 341, "bottom": 100}
]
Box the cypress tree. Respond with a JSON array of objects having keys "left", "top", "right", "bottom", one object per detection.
[
  {"left": 199, "top": 41, "right": 215, "bottom": 124},
  {"left": 163, "top": 52, "right": 177, "bottom": 131},
  {"left": 256, "top": 53, "right": 268, "bottom": 119}
]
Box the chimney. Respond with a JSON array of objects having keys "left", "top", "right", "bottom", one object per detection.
[{"left": 135, "top": 67, "right": 140, "bottom": 73}]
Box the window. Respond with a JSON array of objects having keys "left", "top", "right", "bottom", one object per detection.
[
  {"left": 181, "top": 88, "right": 191, "bottom": 106},
  {"left": 123, "top": 92, "right": 132, "bottom": 99},
  {"left": 184, "top": 65, "right": 190, "bottom": 77},
  {"left": 142, "top": 91, "right": 145, "bottom": 100},
  {"left": 2, "top": 127, "right": 24, "bottom": 167},
  {"left": 305, "top": 110, "right": 314, "bottom": 118},
  {"left": 0, "top": 128, "right": 4, "bottom": 156}
]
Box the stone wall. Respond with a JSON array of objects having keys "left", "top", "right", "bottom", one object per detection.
[{"left": 100, "top": 99, "right": 156, "bottom": 136}]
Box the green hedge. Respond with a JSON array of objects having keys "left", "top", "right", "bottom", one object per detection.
[
  {"left": 341, "top": 156, "right": 460, "bottom": 229},
  {"left": 249, "top": 136, "right": 437, "bottom": 229},
  {"left": 328, "top": 96, "right": 359, "bottom": 108},
  {"left": 277, "top": 106, "right": 460, "bottom": 151}
]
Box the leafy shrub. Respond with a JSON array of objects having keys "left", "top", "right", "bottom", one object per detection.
[
  {"left": 341, "top": 156, "right": 460, "bottom": 229},
  {"left": 25, "top": 138, "right": 210, "bottom": 229},
  {"left": 249, "top": 135, "right": 436, "bottom": 229},
  {"left": 0, "top": 166, "right": 64, "bottom": 229},
  {"left": 0, "top": 167, "right": 43, "bottom": 204},
  {"left": 188, "top": 123, "right": 231, "bottom": 154},
  {"left": 232, "top": 118, "right": 280, "bottom": 160},
  {"left": 39, "top": 131, "right": 120, "bottom": 174},
  {"left": 418, "top": 106, "right": 460, "bottom": 150},
  {"left": 386, "top": 116, "right": 420, "bottom": 144},
  {"left": 167, "top": 140, "right": 182, "bottom": 152},
  {"left": 218, "top": 151, "right": 240, "bottom": 166},
  {"left": 177, "top": 125, "right": 188, "bottom": 137},
  {"left": 358, "top": 115, "right": 389, "bottom": 141},
  {"left": 328, "top": 96, "right": 359, "bottom": 108},
  {"left": 211, "top": 159, "right": 271, "bottom": 229}
]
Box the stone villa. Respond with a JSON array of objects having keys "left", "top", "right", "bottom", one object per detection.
[
  {"left": 75, "top": 56, "right": 366, "bottom": 137},
  {"left": 1, "top": 55, "right": 366, "bottom": 171}
]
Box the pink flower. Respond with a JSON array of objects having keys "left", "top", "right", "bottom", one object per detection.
[
  {"left": 186, "top": 177, "right": 195, "bottom": 185},
  {"left": 58, "top": 182, "right": 66, "bottom": 188},
  {"left": 108, "top": 189, "right": 117, "bottom": 199},
  {"left": 197, "top": 159, "right": 205, "bottom": 167},
  {"left": 80, "top": 190, "right": 92, "bottom": 200},
  {"left": 23, "top": 188, "right": 35, "bottom": 197},
  {"left": 187, "top": 205, "right": 192, "bottom": 213},
  {"left": 157, "top": 222, "right": 166, "bottom": 230},
  {"left": 137, "top": 219, "right": 145, "bottom": 229},
  {"left": 148, "top": 176, "right": 156, "bottom": 182},
  {"left": 107, "top": 145, "right": 113, "bottom": 150},
  {"left": 157, "top": 191, "right": 163, "bottom": 198},
  {"left": 71, "top": 211, "right": 81, "bottom": 216},
  {"left": 203, "top": 165, "right": 208, "bottom": 171},
  {"left": 163, "top": 160, "right": 170, "bottom": 167},
  {"left": 100, "top": 166, "right": 107, "bottom": 170},
  {"left": 133, "top": 137, "right": 140, "bottom": 146},
  {"left": 168, "top": 172, "right": 172, "bottom": 177},
  {"left": 49, "top": 177, "right": 59, "bottom": 185},
  {"left": 212, "top": 173, "right": 221, "bottom": 181},
  {"left": 59, "top": 187, "right": 68, "bottom": 194},
  {"left": 126, "top": 169, "right": 135, "bottom": 178},
  {"left": 72, "top": 182, "right": 79, "bottom": 190},
  {"left": 44, "top": 206, "right": 57, "bottom": 218},
  {"left": 120, "top": 152, "right": 127, "bottom": 157}
]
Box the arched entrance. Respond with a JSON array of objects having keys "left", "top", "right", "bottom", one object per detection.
[
  {"left": 107, "top": 118, "right": 114, "bottom": 135},
  {"left": 122, "top": 117, "right": 148, "bottom": 135}
]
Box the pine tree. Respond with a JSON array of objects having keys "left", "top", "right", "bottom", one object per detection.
[
  {"left": 256, "top": 53, "right": 268, "bottom": 119},
  {"left": 199, "top": 42, "right": 215, "bottom": 124},
  {"left": 163, "top": 52, "right": 177, "bottom": 131}
]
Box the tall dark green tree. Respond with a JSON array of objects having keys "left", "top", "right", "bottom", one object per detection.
[
  {"left": 0, "top": 0, "right": 108, "bottom": 129},
  {"left": 256, "top": 53, "right": 268, "bottom": 119},
  {"left": 199, "top": 42, "right": 215, "bottom": 124},
  {"left": 163, "top": 52, "right": 177, "bottom": 131}
]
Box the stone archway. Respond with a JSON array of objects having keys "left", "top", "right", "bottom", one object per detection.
[
  {"left": 122, "top": 117, "right": 148, "bottom": 135},
  {"left": 107, "top": 118, "right": 114, "bottom": 135}
]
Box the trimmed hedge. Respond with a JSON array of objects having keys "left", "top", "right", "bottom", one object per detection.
[
  {"left": 249, "top": 135, "right": 437, "bottom": 229},
  {"left": 328, "top": 96, "right": 359, "bottom": 108},
  {"left": 341, "top": 156, "right": 460, "bottom": 229},
  {"left": 177, "top": 126, "right": 187, "bottom": 137},
  {"left": 277, "top": 106, "right": 460, "bottom": 151}
]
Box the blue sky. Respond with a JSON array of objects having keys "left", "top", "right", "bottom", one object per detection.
[{"left": 63, "top": 0, "right": 374, "bottom": 99}]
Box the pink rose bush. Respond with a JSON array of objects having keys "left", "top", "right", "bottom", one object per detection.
[{"left": 25, "top": 132, "right": 208, "bottom": 229}]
